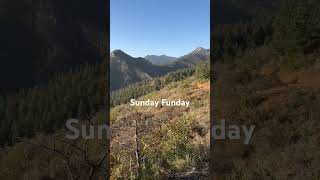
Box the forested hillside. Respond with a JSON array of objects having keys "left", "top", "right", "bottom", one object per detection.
[
  {"left": 168, "top": 47, "right": 210, "bottom": 68},
  {"left": 144, "top": 55, "right": 177, "bottom": 65},
  {"left": 1, "top": 0, "right": 318, "bottom": 179},
  {"left": 111, "top": 68, "right": 194, "bottom": 106},
  {"left": 111, "top": 71, "right": 210, "bottom": 179},
  {"left": 0, "top": 61, "right": 108, "bottom": 146},
  {"left": 211, "top": 0, "right": 320, "bottom": 179},
  {"left": 212, "top": 0, "right": 279, "bottom": 25},
  {"left": 0, "top": 0, "right": 109, "bottom": 178},
  {"left": 0, "top": 0, "right": 107, "bottom": 93},
  {"left": 0, "top": 61, "right": 209, "bottom": 179}
]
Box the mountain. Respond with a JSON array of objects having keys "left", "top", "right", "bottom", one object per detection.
[
  {"left": 144, "top": 55, "right": 177, "bottom": 65},
  {"left": 110, "top": 50, "right": 173, "bottom": 90},
  {"left": 110, "top": 48, "right": 210, "bottom": 90},
  {"left": 169, "top": 47, "right": 210, "bottom": 68}
]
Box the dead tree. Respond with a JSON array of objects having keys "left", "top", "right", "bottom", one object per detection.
[
  {"left": 127, "top": 107, "right": 147, "bottom": 178},
  {"left": 29, "top": 138, "right": 108, "bottom": 180}
]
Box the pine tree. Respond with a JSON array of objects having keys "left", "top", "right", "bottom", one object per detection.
[
  {"left": 195, "top": 61, "right": 210, "bottom": 80},
  {"left": 273, "top": 0, "right": 320, "bottom": 54},
  {"left": 154, "top": 79, "right": 162, "bottom": 91}
]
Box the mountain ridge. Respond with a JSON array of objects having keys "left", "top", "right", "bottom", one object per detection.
[
  {"left": 110, "top": 48, "right": 210, "bottom": 90},
  {"left": 144, "top": 54, "right": 177, "bottom": 65}
]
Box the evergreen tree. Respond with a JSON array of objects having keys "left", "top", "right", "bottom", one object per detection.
[
  {"left": 154, "top": 79, "right": 162, "bottom": 91},
  {"left": 273, "top": 0, "right": 320, "bottom": 54},
  {"left": 195, "top": 61, "right": 210, "bottom": 80}
]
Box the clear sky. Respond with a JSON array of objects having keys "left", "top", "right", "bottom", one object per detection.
[{"left": 111, "top": 0, "right": 210, "bottom": 57}]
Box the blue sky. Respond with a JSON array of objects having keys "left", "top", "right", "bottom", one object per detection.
[{"left": 111, "top": 0, "right": 210, "bottom": 57}]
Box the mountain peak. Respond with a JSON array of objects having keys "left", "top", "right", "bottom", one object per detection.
[
  {"left": 111, "top": 49, "right": 125, "bottom": 55},
  {"left": 110, "top": 49, "right": 132, "bottom": 59},
  {"left": 190, "top": 47, "right": 209, "bottom": 57},
  {"left": 194, "top": 47, "right": 206, "bottom": 52}
]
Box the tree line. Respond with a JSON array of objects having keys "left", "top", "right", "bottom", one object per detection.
[
  {"left": 0, "top": 65, "right": 195, "bottom": 146},
  {"left": 111, "top": 68, "right": 195, "bottom": 106},
  {"left": 0, "top": 60, "right": 107, "bottom": 146},
  {"left": 212, "top": 0, "right": 320, "bottom": 63}
]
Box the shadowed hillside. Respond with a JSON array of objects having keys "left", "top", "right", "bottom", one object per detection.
[
  {"left": 144, "top": 55, "right": 177, "bottom": 65},
  {"left": 211, "top": 0, "right": 320, "bottom": 179},
  {"left": 212, "top": 0, "right": 280, "bottom": 25},
  {"left": 0, "top": 0, "right": 107, "bottom": 93}
]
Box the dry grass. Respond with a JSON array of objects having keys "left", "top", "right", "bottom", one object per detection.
[{"left": 211, "top": 51, "right": 320, "bottom": 179}]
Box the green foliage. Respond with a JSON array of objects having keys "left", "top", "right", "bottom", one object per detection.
[
  {"left": 273, "top": 0, "right": 320, "bottom": 55},
  {"left": 111, "top": 115, "right": 207, "bottom": 179},
  {"left": 154, "top": 79, "right": 162, "bottom": 91},
  {"left": 110, "top": 108, "right": 120, "bottom": 124},
  {"left": 212, "top": 18, "right": 273, "bottom": 62},
  {"left": 195, "top": 61, "right": 210, "bottom": 80},
  {"left": 140, "top": 115, "right": 207, "bottom": 178},
  {"left": 0, "top": 61, "right": 107, "bottom": 146}
]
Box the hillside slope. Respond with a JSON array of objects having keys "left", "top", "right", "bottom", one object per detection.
[
  {"left": 0, "top": 0, "right": 107, "bottom": 93},
  {"left": 211, "top": 47, "right": 320, "bottom": 179},
  {"left": 144, "top": 55, "right": 177, "bottom": 65},
  {"left": 212, "top": 0, "right": 279, "bottom": 25},
  {"left": 169, "top": 48, "right": 210, "bottom": 68},
  {"left": 111, "top": 76, "right": 210, "bottom": 179}
]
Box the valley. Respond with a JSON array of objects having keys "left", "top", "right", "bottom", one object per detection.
[{"left": 110, "top": 47, "right": 209, "bottom": 90}]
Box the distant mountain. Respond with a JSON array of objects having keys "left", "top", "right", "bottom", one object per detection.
[
  {"left": 110, "top": 48, "right": 210, "bottom": 90},
  {"left": 169, "top": 47, "right": 210, "bottom": 68},
  {"left": 110, "top": 50, "right": 173, "bottom": 90},
  {"left": 144, "top": 55, "right": 177, "bottom": 65}
]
